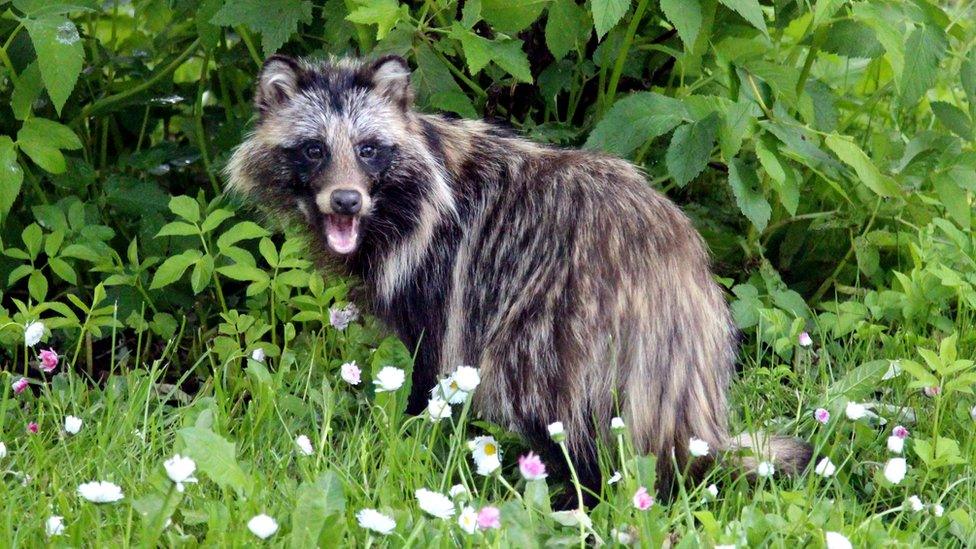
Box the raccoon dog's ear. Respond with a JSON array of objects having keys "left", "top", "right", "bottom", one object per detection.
[
  {"left": 255, "top": 55, "right": 302, "bottom": 113},
  {"left": 368, "top": 55, "right": 413, "bottom": 109}
]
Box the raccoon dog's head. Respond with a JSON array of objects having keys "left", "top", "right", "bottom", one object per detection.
[{"left": 226, "top": 54, "right": 439, "bottom": 257}]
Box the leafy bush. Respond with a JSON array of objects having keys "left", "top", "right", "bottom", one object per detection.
[{"left": 1, "top": 0, "right": 975, "bottom": 546}]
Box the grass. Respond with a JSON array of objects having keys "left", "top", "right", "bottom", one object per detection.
[{"left": 1, "top": 316, "right": 975, "bottom": 547}]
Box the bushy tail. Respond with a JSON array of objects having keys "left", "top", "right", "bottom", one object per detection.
[{"left": 730, "top": 432, "right": 813, "bottom": 476}]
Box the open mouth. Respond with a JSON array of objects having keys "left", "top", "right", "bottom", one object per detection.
[{"left": 325, "top": 214, "right": 360, "bottom": 254}]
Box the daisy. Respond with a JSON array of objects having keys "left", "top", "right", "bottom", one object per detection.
[
  {"left": 427, "top": 397, "right": 452, "bottom": 422},
  {"left": 798, "top": 331, "right": 813, "bottom": 347},
  {"left": 468, "top": 436, "right": 501, "bottom": 476},
  {"left": 547, "top": 421, "right": 565, "bottom": 442},
  {"left": 431, "top": 375, "right": 467, "bottom": 404},
  {"left": 12, "top": 377, "right": 28, "bottom": 395},
  {"left": 452, "top": 366, "right": 480, "bottom": 392},
  {"left": 887, "top": 435, "right": 904, "bottom": 454},
  {"left": 163, "top": 454, "right": 198, "bottom": 492},
  {"left": 477, "top": 506, "right": 501, "bottom": 529},
  {"left": 518, "top": 452, "right": 547, "bottom": 480},
  {"left": 814, "top": 457, "right": 836, "bottom": 477},
  {"left": 78, "top": 481, "right": 124, "bottom": 503},
  {"left": 457, "top": 506, "right": 478, "bottom": 534},
  {"left": 356, "top": 509, "right": 396, "bottom": 535},
  {"left": 825, "top": 531, "right": 852, "bottom": 549},
  {"left": 632, "top": 486, "right": 654, "bottom": 511},
  {"left": 688, "top": 437, "right": 709, "bottom": 457},
  {"left": 0, "top": 442, "right": 6, "bottom": 458},
  {"left": 449, "top": 484, "right": 468, "bottom": 499},
  {"left": 250, "top": 348, "right": 265, "bottom": 362},
  {"left": 295, "top": 434, "right": 314, "bottom": 456},
  {"left": 923, "top": 386, "right": 941, "bottom": 397},
  {"left": 340, "top": 362, "right": 361, "bottom": 385},
  {"left": 24, "top": 321, "right": 44, "bottom": 347},
  {"left": 706, "top": 484, "right": 719, "bottom": 498},
  {"left": 415, "top": 488, "right": 455, "bottom": 519},
  {"left": 932, "top": 504, "right": 944, "bottom": 517},
  {"left": 883, "top": 458, "right": 907, "bottom": 484},
  {"left": 610, "top": 416, "right": 625, "bottom": 432},
  {"left": 845, "top": 402, "right": 867, "bottom": 420},
  {"left": 64, "top": 415, "right": 82, "bottom": 435},
  {"left": 329, "top": 303, "right": 359, "bottom": 330},
  {"left": 373, "top": 366, "right": 405, "bottom": 392},
  {"left": 38, "top": 348, "right": 59, "bottom": 373},
  {"left": 907, "top": 495, "right": 924, "bottom": 512},
  {"left": 892, "top": 425, "right": 909, "bottom": 438},
  {"left": 247, "top": 514, "right": 278, "bottom": 539},
  {"left": 607, "top": 471, "right": 622, "bottom": 484},
  {"left": 45, "top": 516, "right": 65, "bottom": 537},
  {"left": 756, "top": 461, "right": 775, "bottom": 477},
  {"left": 27, "top": 422, "right": 38, "bottom": 434}
]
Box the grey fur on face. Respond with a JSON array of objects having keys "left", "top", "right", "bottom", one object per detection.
[{"left": 227, "top": 54, "right": 812, "bottom": 493}]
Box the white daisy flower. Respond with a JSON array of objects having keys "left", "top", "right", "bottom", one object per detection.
[
  {"left": 883, "top": 458, "right": 907, "bottom": 484},
  {"left": 457, "top": 506, "right": 478, "bottom": 534},
  {"left": 610, "top": 416, "right": 625, "bottom": 432},
  {"left": 45, "top": 515, "right": 65, "bottom": 537},
  {"left": 547, "top": 421, "right": 565, "bottom": 442},
  {"left": 825, "top": 531, "right": 852, "bottom": 549},
  {"left": 0, "top": 441, "right": 6, "bottom": 458},
  {"left": 356, "top": 508, "right": 396, "bottom": 535},
  {"left": 64, "top": 415, "right": 82, "bottom": 435},
  {"left": 756, "top": 461, "right": 775, "bottom": 477},
  {"left": 250, "top": 348, "right": 265, "bottom": 362},
  {"left": 706, "top": 484, "right": 719, "bottom": 498},
  {"left": 887, "top": 435, "right": 904, "bottom": 454},
  {"left": 427, "top": 397, "right": 452, "bottom": 422},
  {"left": 295, "top": 434, "right": 314, "bottom": 456},
  {"left": 932, "top": 504, "right": 944, "bottom": 517},
  {"left": 247, "top": 514, "right": 278, "bottom": 539},
  {"left": 907, "top": 495, "right": 924, "bottom": 512},
  {"left": 452, "top": 366, "right": 481, "bottom": 392},
  {"left": 373, "top": 366, "right": 405, "bottom": 392},
  {"left": 415, "top": 488, "right": 455, "bottom": 519},
  {"left": 814, "top": 457, "right": 836, "bottom": 477},
  {"left": 607, "top": 471, "right": 622, "bottom": 484},
  {"left": 24, "top": 321, "right": 44, "bottom": 347},
  {"left": 431, "top": 375, "right": 467, "bottom": 404},
  {"left": 77, "top": 481, "right": 124, "bottom": 503},
  {"left": 163, "top": 454, "right": 198, "bottom": 492},
  {"left": 688, "top": 437, "right": 709, "bottom": 457},
  {"left": 468, "top": 435, "right": 502, "bottom": 476},
  {"left": 449, "top": 484, "right": 468, "bottom": 499},
  {"left": 845, "top": 402, "right": 867, "bottom": 420}
]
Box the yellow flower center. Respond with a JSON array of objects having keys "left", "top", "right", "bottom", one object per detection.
[{"left": 484, "top": 443, "right": 496, "bottom": 456}]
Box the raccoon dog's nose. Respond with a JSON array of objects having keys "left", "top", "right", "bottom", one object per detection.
[{"left": 330, "top": 189, "right": 362, "bottom": 215}]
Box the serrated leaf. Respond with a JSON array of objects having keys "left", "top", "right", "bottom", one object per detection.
[
  {"left": 591, "top": 0, "right": 629, "bottom": 40},
  {"left": 451, "top": 24, "right": 492, "bottom": 74},
  {"left": 820, "top": 19, "right": 883, "bottom": 58},
  {"left": 346, "top": 0, "right": 403, "bottom": 40},
  {"left": 168, "top": 195, "right": 201, "bottom": 223},
  {"left": 930, "top": 101, "right": 973, "bottom": 140},
  {"left": 16, "top": 118, "right": 81, "bottom": 174},
  {"left": 933, "top": 172, "right": 971, "bottom": 230},
  {"left": 660, "top": 0, "right": 700, "bottom": 49},
  {"left": 585, "top": 92, "right": 687, "bottom": 156},
  {"left": 11, "top": 62, "right": 43, "bottom": 120},
  {"left": 178, "top": 427, "right": 251, "bottom": 497},
  {"left": 824, "top": 134, "right": 900, "bottom": 197},
  {"left": 49, "top": 257, "right": 77, "bottom": 284},
  {"left": 201, "top": 208, "right": 235, "bottom": 233},
  {"left": 480, "top": 0, "right": 548, "bottom": 34},
  {"left": 487, "top": 39, "right": 533, "bottom": 83},
  {"left": 289, "top": 471, "right": 346, "bottom": 548},
  {"left": 546, "top": 0, "right": 589, "bottom": 59},
  {"left": 22, "top": 16, "right": 84, "bottom": 114},
  {"left": 826, "top": 360, "right": 889, "bottom": 401},
  {"left": 211, "top": 0, "right": 313, "bottom": 56},
  {"left": 718, "top": 0, "right": 767, "bottom": 38},
  {"left": 0, "top": 137, "right": 23, "bottom": 218},
  {"left": 900, "top": 25, "right": 946, "bottom": 107},
  {"left": 728, "top": 157, "right": 771, "bottom": 232},
  {"left": 665, "top": 112, "right": 719, "bottom": 187}
]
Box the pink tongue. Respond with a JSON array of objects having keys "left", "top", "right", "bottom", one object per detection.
[{"left": 326, "top": 215, "right": 359, "bottom": 254}]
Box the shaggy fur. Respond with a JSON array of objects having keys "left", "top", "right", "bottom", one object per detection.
[{"left": 226, "top": 54, "right": 812, "bottom": 494}]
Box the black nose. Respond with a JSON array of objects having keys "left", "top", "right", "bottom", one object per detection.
[{"left": 330, "top": 190, "right": 362, "bottom": 215}]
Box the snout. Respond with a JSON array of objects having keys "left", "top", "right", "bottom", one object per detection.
[{"left": 330, "top": 189, "right": 362, "bottom": 215}]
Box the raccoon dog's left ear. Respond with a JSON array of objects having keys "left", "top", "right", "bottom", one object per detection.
[
  {"left": 368, "top": 55, "right": 413, "bottom": 109},
  {"left": 255, "top": 55, "right": 302, "bottom": 114}
]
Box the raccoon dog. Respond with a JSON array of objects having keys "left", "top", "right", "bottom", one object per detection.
[{"left": 226, "top": 54, "right": 812, "bottom": 494}]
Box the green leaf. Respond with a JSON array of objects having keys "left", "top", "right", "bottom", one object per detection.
[
  {"left": 156, "top": 221, "right": 200, "bottom": 237},
  {"left": 16, "top": 118, "right": 81, "bottom": 174},
  {"left": 22, "top": 223, "right": 43, "bottom": 260},
  {"left": 660, "top": 0, "right": 701, "bottom": 49},
  {"left": 665, "top": 112, "right": 719, "bottom": 187},
  {"left": 480, "top": 0, "right": 549, "bottom": 34},
  {"left": 899, "top": 25, "right": 946, "bottom": 108},
  {"left": 150, "top": 250, "right": 203, "bottom": 290},
  {"left": 585, "top": 92, "right": 688, "bottom": 156},
  {"left": 211, "top": 0, "right": 313, "bottom": 56},
  {"left": 0, "top": 137, "right": 23, "bottom": 218},
  {"left": 428, "top": 90, "right": 478, "bottom": 118},
  {"left": 930, "top": 101, "right": 973, "bottom": 140},
  {"left": 718, "top": 0, "right": 767, "bottom": 38},
  {"left": 820, "top": 20, "right": 883, "bottom": 58},
  {"left": 451, "top": 24, "right": 492, "bottom": 74},
  {"left": 178, "top": 427, "right": 251, "bottom": 497},
  {"left": 824, "top": 134, "right": 900, "bottom": 197},
  {"left": 28, "top": 271, "right": 48, "bottom": 301},
  {"left": 346, "top": 0, "right": 403, "bottom": 41},
  {"left": 191, "top": 255, "right": 215, "bottom": 294},
  {"left": 591, "top": 0, "right": 629, "bottom": 40},
  {"left": 933, "top": 172, "right": 971, "bottom": 230},
  {"left": 11, "top": 62, "right": 43, "bottom": 120},
  {"left": 826, "top": 360, "right": 889, "bottom": 402},
  {"left": 728, "top": 157, "right": 771, "bottom": 232},
  {"left": 49, "top": 257, "right": 77, "bottom": 284},
  {"left": 486, "top": 39, "right": 533, "bottom": 83},
  {"left": 22, "top": 16, "right": 84, "bottom": 114},
  {"left": 546, "top": 0, "right": 589, "bottom": 59},
  {"left": 201, "top": 208, "right": 235, "bottom": 233},
  {"left": 289, "top": 471, "right": 346, "bottom": 548},
  {"left": 216, "top": 221, "right": 271, "bottom": 251},
  {"left": 168, "top": 195, "right": 201, "bottom": 223}
]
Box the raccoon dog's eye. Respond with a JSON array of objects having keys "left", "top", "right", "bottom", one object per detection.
[
  {"left": 357, "top": 143, "right": 376, "bottom": 159},
  {"left": 302, "top": 141, "right": 325, "bottom": 161}
]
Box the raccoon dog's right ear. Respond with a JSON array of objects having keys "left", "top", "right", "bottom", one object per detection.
[
  {"left": 255, "top": 55, "right": 302, "bottom": 113},
  {"left": 368, "top": 55, "right": 413, "bottom": 110}
]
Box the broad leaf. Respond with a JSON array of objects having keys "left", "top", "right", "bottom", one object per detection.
[
  {"left": 728, "top": 157, "right": 771, "bottom": 232},
  {"left": 586, "top": 92, "right": 687, "bottom": 156},
  {"left": 899, "top": 25, "right": 946, "bottom": 108},
  {"left": 178, "top": 427, "right": 251, "bottom": 497},
  {"left": 0, "top": 137, "right": 23, "bottom": 218},
  {"left": 346, "top": 0, "right": 403, "bottom": 40},
  {"left": 718, "top": 0, "right": 767, "bottom": 38},
  {"left": 289, "top": 471, "right": 346, "bottom": 548},
  {"left": 211, "top": 0, "right": 313, "bottom": 56},
  {"left": 591, "top": 0, "right": 629, "bottom": 40},
  {"left": 23, "top": 16, "right": 84, "bottom": 114},
  {"left": 480, "top": 0, "right": 548, "bottom": 34},
  {"left": 660, "top": 0, "right": 700, "bottom": 49},
  {"left": 665, "top": 112, "right": 719, "bottom": 187},
  {"left": 824, "top": 134, "right": 900, "bottom": 197}
]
